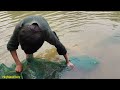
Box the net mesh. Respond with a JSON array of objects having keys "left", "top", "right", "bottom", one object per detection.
[{"left": 0, "top": 55, "right": 99, "bottom": 79}]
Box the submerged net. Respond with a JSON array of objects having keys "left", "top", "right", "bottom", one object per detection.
[
  {"left": 0, "top": 58, "right": 66, "bottom": 79},
  {"left": 0, "top": 55, "right": 99, "bottom": 79}
]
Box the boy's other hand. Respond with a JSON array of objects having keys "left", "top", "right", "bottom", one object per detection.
[
  {"left": 67, "top": 61, "right": 74, "bottom": 69},
  {"left": 15, "top": 63, "right": 23, "bottom": 73}
]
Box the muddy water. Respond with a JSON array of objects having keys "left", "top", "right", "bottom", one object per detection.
[{"left": 0, "top": 11, "right": 120, "bottom": 79}]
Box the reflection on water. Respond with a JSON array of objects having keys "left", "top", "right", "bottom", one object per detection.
[{"left": 0, "top": 11, "right": 120, "bottom": 79}]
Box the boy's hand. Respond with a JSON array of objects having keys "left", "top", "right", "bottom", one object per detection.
[
  {"left": 15, "top": 63, "right": 23, "bottom": 73},
  {"left": 67, "top": 61, "right": 74, "bottom": 69}
]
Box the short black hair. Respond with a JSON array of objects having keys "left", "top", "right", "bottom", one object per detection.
[{"left": 18, "top": 24, "right": 44, "bottom": 54}]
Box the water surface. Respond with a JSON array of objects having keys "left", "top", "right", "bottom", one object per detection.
[{"left": 0, "top": 11, "right": 120, "bottom": 79}]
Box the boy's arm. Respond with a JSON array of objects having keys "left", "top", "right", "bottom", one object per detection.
[
  {"left": 7, "top": 24, "right": 23, "bottom": 72},
  {"left": 40, "top": 17, "right": 67, "bottom": 55},
  {"left": 10, "top": 50, "right": 22, "bottom": 72},
  {"left": 43, "top": 27, "right": 73, "bottom": 67},
  {"left": 7, "top": 24, "right": 20, "bottom": 51},
  {"left": 44, "top": 30, "right": 67, "bottom": 55},
  {"left": 38, "top": 16, "right": 74, "bottom": 67},
  {"left": 44, "top": 30, "right": 74, "bottom": 68}
]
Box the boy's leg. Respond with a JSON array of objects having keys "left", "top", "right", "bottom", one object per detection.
[
  {"left": 26, "top": 54, "right": 33, "bottom": 59},
  {"left": 25, "top": 54, "right": 34, "bottom": 63}
]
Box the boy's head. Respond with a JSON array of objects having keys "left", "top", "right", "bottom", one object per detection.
[{"left": 18, "top": 24, "right": 44, "bottom": 54}]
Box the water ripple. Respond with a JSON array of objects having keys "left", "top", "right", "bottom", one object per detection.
[{"left": 0, "top": 11, "right": 120, "bottom": 79}]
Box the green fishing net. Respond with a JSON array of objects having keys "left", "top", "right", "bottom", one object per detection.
[
  {"left": 0, "top": 55, "right": 99, "bottom": 79},
  {"left": 0, "top": 58, "right": 66, "bottom": 79}
]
